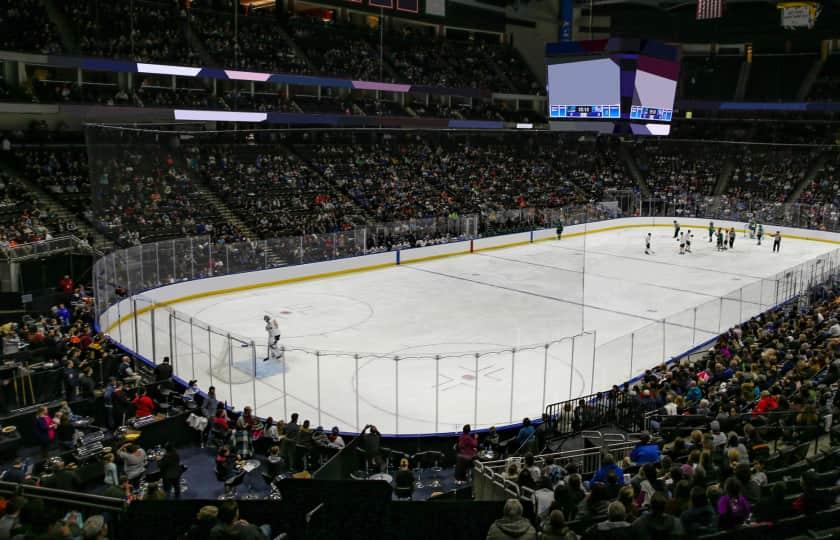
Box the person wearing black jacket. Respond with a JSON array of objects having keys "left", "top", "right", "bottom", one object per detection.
[
  {"left": 158, "top": 443, "right": 182, "bottom": 498},
  {"left": 154, "top": 357, "right": 173, "bottom": 383}
]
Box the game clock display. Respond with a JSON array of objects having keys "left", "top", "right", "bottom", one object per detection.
[
  {"left": 550, "top": 105, "right": 620, "bottom": 119},
  {"left": 630, "top": 106, "right": 672, "bottom": 121}
]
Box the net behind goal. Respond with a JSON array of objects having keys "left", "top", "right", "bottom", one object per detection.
[{"left": 209, "top": 335, "right": 256, "bottom": 385}]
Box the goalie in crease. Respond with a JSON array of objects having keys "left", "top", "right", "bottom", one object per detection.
[{"left": 263, "top": 315, "right": 284, "bottom": 362}]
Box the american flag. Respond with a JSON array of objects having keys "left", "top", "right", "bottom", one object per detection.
[{"left": 696, "top": 0, "right": 725, "bottom": 19}]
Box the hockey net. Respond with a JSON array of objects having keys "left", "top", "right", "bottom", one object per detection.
[{"left": 209, "top": 334, "right": 255, "bottom": 385}]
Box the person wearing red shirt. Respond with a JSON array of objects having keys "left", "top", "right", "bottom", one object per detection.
[
  {"left": 455, "top": 424, "right": 478, "bottom": 483},
  {"left": 752, "top": 390, "right": 779, "bottom": 417},
  {"left": 131, "top": 388, "right": 155, "bottom": 418},
  {"left": 58, "top": 275, "right": 74, "bottom": 295}
]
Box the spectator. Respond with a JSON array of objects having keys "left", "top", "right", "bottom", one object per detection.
[
  {"left": 716, "top": 478, "right": 751, "bottom": 529},
  {"left": 395, "top": 458, "right": 415, "bottom": 493},
  {"left": 102, "top": 453, "right": 118, "bottom": 487},
  {"left": 584, "top": 501, "right": 632, "bottom": 539},
  {"left": 0, "top": 496, "right": 24, "bottom": 540},
  {"left": 131, "top": 387, "right": 155, "bottom": 418},
  {"left": 486, "top": 499, "right": 536, "bottom": 540},
  {"left": 82, "top": 515, "right": 108, "bottom": 540},
  {"left": 210, "top": 501, "right": 269, "bottom": 540},
  {"left": 680, "top": 486, "right": 716, "bottom": 537},
  {"left": 515, "top": 417, "right": 535, "bottom": 450},
  {"left": 631, "top": 492, "right": 683, "bottom": 538},
  {"left": 154, "top": 356, "right": 173, "bottom": 382},
  {"left": 34, "top": 405, "right": 55, "bottom": 457},
  {"left": 202, "top": 386, "right": 219, "bottom": 418},
  {"left": 630, "top": 432, "right": 661, "bottom": 465},
  {"left": 591, "top": 453, "right": 624, "bottom": 486},
  {"left": 117, "top": 443, "right": 147, "bottom": 488},
  {"left": 158, "top": 442, "right": 182, "bottom": 498},
  {"left": 455, "top": 424, "right": 477, "bottom": 482},
  {"left": 184, "top": 506, "right": 219, "bottom": 540},
  {"left": 540, "top": 509, "right": 578, "bottom": 540}
]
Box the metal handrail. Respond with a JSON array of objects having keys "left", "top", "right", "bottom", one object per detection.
[{"left": 0, "top": 481, "right": 125, "bottom": 512}]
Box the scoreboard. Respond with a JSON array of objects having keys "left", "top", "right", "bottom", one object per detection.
[
  {"left": 550, "top": 105, "right": 621, "bottom": 119},
  {"left": 545, "top": 38, "right": 680, "bottom": 135},
  {"left": 630, "top": 106, "right": 673, "bottom": 121}
]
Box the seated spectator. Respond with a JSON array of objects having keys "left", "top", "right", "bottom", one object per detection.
[
  {"left": 0, "top": 496, "right": 24, "bottom": 540},
  {"left": 793, "top": 470, "right": 840, "bottom": 515},
  {"left": 680, "top": 486, "right": 716, "bottom": 537},
  {"left": 486, "top": 499, "right": 536, "bottom": 540},
  {"left": 82, "top": 515, "right": 108, "bottom": 540},
  {"left": 577, "top": 482, "right": 610, "bottom": 521},
  {"left": 716, "top": 477, "right": 751, "bottom": 529},
  {"left": 533, "top": 477, "right": 555, "bottom": 516},
  {"left": 326, "top": 426, "right": 345, "bottom": 449},
  {"left": 210, "top": 501, "right": 269, "bottom": 540},
  {"left": 395, "top": 458, "right": 415, "bottom": 492},
  {"left": 584, "top": 501, "right": 632, "bottom": 540},
  {"left": 592, "top": 453, "right": 624, "bottom": 486},
  {"left": 631, "top": 492, "right": 683, "bottom": 537},
  {"left": 630, "top": 432, "right": 661, "bottom": 465},
  {"left": 540, "top": 509, "right": 578, "bottom": 540},
  {"left": 184, "top": 505, "right": 219, "bottom": 540},
  {"left": 554, "top": 474, "right": 586, "bottom": 521}
]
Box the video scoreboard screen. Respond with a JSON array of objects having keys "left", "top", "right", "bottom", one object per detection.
[
  {"left": 630, "top": 106, "right": 672, "bottom": 121},
  {"left": 550, "top": 105, "right": 620, "bottom": 119},
  {"left": 545, "top": 38, "right": 680, "bottom": 135}
]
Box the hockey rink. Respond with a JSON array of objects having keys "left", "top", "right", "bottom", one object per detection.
[{"left": 105, "top": 226, "right": 840, "bottom": 435}]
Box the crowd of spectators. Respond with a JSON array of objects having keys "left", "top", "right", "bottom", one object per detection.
[
  {"left": 192, "top": 144, "right": 364, "bottom": 238},
  {"left": 0, "top": 0, "right": 61, "bottom": 55},
  {"left": 90, "top": 145, "right": 246, "bottom": 247},
  {"left": 484, "top": 280, "right": 840, "bottom": 538},
  {"left": 0, "top": 172, "right": 60, "bottom": 246},
  {"left": 66, "top": 0, "right": 198, "bottom": 65}
]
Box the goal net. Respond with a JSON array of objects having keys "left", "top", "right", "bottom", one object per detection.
[{"left": 209, "top": 334, "right": 255, "bottom": 385}]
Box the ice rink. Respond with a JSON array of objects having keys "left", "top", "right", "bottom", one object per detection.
[{"left": 108, "top": 226, "right": 839, "bottom": 434}]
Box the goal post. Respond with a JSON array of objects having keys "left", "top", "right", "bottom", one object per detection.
[{"left": 209, "top": 333, "right": 255, "bottom": 385}]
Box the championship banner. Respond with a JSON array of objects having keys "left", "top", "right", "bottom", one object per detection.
[{"left": 777, "top": 1, "right": 821, "bottom": 29}]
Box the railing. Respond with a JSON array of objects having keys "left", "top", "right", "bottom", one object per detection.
[
  {"left": 474, "top": 439, "right": 639, "bottom": 501},
  {"left": 0, "top": 235, "right": 100, "bottom": 261}
]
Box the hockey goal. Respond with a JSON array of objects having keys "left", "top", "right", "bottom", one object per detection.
[{"left": 209, "top": 336, "right": 255, "bottom": 384}]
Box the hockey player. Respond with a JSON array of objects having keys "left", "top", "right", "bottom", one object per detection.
[
  {"left": 679, "top": 231, "right": 686, "bottom": 255},
  {"left": 728, "top": 228, "right": 736, "bottom": 250},
  {"left": 708, "top": 221, "right": 714, "bottom": 243},
  {"left": 263, "top": 315, "right": 284, "bottom": 362},
  {"left": 773, "top": 231, "right": 782, "bottom": 253},
  {"left": 716, "top": 228, "right": 725, "bottom": 251},
  {"left": 556, "top": 221, "right": 564, "bottom": 240},
  {"left": 685, "top": 230, "right": 693, "bottom": 253},
  {"left": 645, "top": 233, "right": 653, "bottom": 255},
  {"left": 748, "top": 220, "right": 757, "bottom": 239},
  {"left": 673, "top": 220, "right": 680, "bottom": 239},
  {"left": 756, "top": 224, "right": 764, "bottom": 245}
]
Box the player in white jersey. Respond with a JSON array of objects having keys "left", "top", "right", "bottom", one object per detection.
[
  {"left": 263, "top": 315, "right": 284, "bottom": 362},
  {"left": 685, "top": 230, "right": 693, "bottom": 253},
  {"left": 644, "top": 233, "right": 653, "bottom": 255},
  {"left": 678, "top": 231, "right": 686, "bottom": 255}
]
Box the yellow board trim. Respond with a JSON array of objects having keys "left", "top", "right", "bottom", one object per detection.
[{"left": 103, "top": 221, "right": 840, "bottom": 333}]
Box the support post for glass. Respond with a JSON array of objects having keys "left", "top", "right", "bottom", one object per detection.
[
  {"left": 474, "top": 353, "right": 480, "bottom": 428},
  {"left": 282, "top": 347, "right": 288, "bottom": 419},
  {"left": 569, "top": 337, "right": 576, "bottom": 401},
  {"left": 189, "top": 318, "right": 195, "bottom": 380},
  {"left": 155, "top": 242, "right": 160, "bottom": 285},
  {"left": 739, "top": 287, "right": 743, "bottom": 322},
  {"left": 541, "top": 344, "right": 549, "bottom": 413},
  {"left": 131, "top": 298, "right": 140, "bottom": 352},
  {"left": 316, "top": 351, "right": 322, "bottom": 427},
  {"left": 718, "top": 297, "right": 723, "bottom": 333},
  {"left": 692, "top": 307, "right": 697, "bottom": 344},
  {"left": 226, "top": 333, "right": 233, "bottom": 407},
  {"left": 207, "top": 327, "right": 213, "bottom": 388},
  {"left": 168, "top": 312, "right": 175, "bottom": 370},
  {"left": 150, "top": 306, "right": 157, "bottom": 364},
  {"left": 394, "top": 356, "right": 399, "bottom": 434},
  {"left": 661, "top": 319, "right": 666, "bottom": 363},
  {"left": 116, "top": 301, "right": 123, "bottom": 343},
  {"left": 354, "top": 354, "right": 360, "bottom": 432},
  {"left": 509, "top": 348, "right": 516, "bottom": 424},
  {"left": 590, "top": 331, "right": 597, "bottom": 395},
  {"left": 629, "top": 333, "right": 635, "bottom": 379},
  {"left": 435, "top": 355, "right": 441, "bottom": 432},
  {"left": 251, "top": 341, "right": 257, "bottom": 414}
]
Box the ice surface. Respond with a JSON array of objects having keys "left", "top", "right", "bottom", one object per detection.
[{"left": 111, "top": 228, "right": 838, "bottom": 434}]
